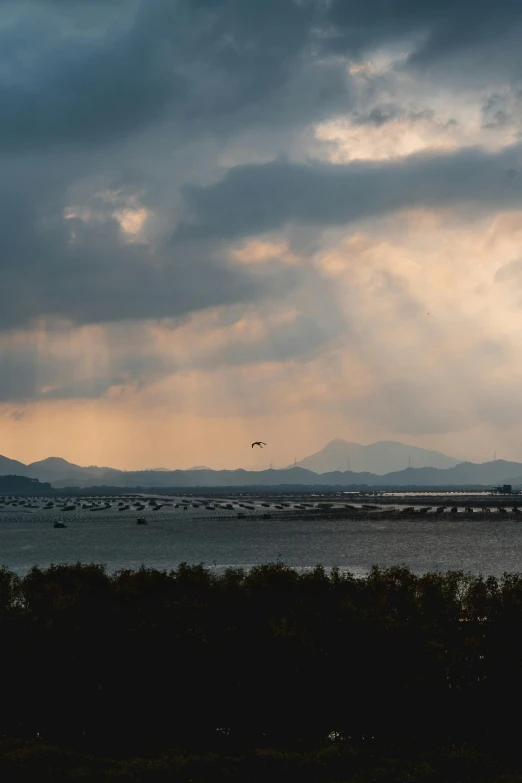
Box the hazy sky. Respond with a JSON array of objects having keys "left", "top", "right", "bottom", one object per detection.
[{"left": 2, "top": 0, "right": 522, "bottom": 470}]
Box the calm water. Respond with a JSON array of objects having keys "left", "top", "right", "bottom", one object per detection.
[{"left": 2, "top": 505, "right": 522, "bottom": 576}]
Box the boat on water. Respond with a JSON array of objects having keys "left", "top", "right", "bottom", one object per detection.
[
  {"left": 53, "top": 521, "right": 67, "bottom": 529},
  {"left": 136, "top": 517, "right": 147, "bottom": 525}
]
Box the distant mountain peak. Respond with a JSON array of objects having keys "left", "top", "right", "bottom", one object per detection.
[
  {"left": 321, "top": 439, "right": 361, "bottom": 449},
  {"left": 30, "top": 456, "right": 78, "bottom": 466},
  {"left": 297, "top": 439, "right": 461, "bottom": 475}
]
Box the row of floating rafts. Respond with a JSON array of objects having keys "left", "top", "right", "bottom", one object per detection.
[
  {"left": 1, "top": 499, "right": 45, "bottom": 507},
  {"left": 27, "top": 497, "right": 364, "bottom": 516},
  {"left": 52, "top": 513, "right": 149, "bottom": 527},
  {"left": 1, "top": 496, "right": 377, "bottom": 513},
  {"left": 402, "top": 506, "right": 435, "bottom": 514},
  {"left": 165, "top": 499, "right": 317, "bottom": 513},
  {"left": 399, "top": 505, "right": 522, "bottom": 514},
  {"left": 2, "top": 496, "right": 360, "bottom": 516}
]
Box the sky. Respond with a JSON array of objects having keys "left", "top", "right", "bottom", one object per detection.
[{"left": 2, "top": 0, "right": 522, "bottom": 470}]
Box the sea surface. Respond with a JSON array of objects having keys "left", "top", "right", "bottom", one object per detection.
[{"left": 2, "top": 502, "right": 522, "bottom": 576}]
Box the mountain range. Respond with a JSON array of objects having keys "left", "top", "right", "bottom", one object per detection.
[
  {"left": 296, "top": 439, "right": 461, "bottom": 474},
  {"left": 0, "top": 441, "right": 521, "bottom": 488}
]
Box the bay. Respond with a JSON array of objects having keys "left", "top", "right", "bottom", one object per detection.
[{"left": 2, "top": 504, "right": 522, "bottom": 576}]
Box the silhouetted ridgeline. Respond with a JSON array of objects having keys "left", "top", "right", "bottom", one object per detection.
[
  {"left": 4, "top": 453, "right": 522, "bottom": 487},
  {"left": 48, "top": 461, "right": 522, "bottom": 488},
  {"left": 2, "top": 561, "right": 522, "bottom": 780}
]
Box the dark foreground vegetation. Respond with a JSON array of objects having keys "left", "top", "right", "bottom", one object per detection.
[{"left": 3, "top": 562, "right": 522, "bottom": 781}]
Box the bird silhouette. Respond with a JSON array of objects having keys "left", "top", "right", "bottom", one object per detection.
[{"left": 252, "top": 441, "right": 266, "bottom": 448}]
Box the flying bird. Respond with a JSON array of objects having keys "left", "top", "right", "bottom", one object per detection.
[{"left": 252, "top": 441, "right": 266, "bottom": 448}]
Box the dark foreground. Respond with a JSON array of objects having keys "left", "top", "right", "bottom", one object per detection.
[{"left": 3, "top": 561, "right": 522, "bottom": 781}]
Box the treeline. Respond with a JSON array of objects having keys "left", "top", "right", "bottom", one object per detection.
[
  {"left": 3, "top": 562, "right": 522, "bottom": 776},
  {"left": 0, "top": 475, "right": 54, "bottom": 495}
]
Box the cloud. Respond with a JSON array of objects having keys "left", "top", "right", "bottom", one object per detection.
[
  {"left": 0, "top": 1, "right": 180, "bottom": 151},
  {"left": 2, "top": 0, "right": 517, "bottom": 157},
  {"left": 495, "top": 257, "right": 522, "bottom": 282},
  {"left": 179, "top": 143, "right": 522, "bottom": 240},
  {"left": 0, "top": 0, "right": 351, "bottom": 154},
  {"left": 3, "top": 0, "right": 522, "bottom": 471},
  {"left": 0, "top": 0, "right": 351, "bottom": 335},
  {"left": 0, "top": 264, "right": 342, "bottom": 403},
  {"left": 325, "top": 0, "right": 522, "bottom": 75},
  {"left": 482, "top": 87, "right": 522, "bottom": 131},
  {"left": 1, "top": 0, "right": 520, "bottom": 159},
  {"left": 0, "top": 154, "right": 302, "bottom": 331}
]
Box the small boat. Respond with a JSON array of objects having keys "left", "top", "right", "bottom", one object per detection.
[
  {"left": 136, "top": 517, "right": 147, "bottom": 525},
  {"left": 54, "top": 521, "right": 67, "bottom": 529}
]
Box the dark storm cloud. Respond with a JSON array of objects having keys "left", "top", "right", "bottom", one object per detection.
[
  {"left": 2, "top": 0, "right": 519, "bottom": 158},
  {"left": 0, "top": 176, "right": 298, "bottom": 331},
  {"left": 0, "top": 148, "right": 303, "bottom": 331},
  {"left": 0, "top": 0, "right": 337, "bottom": 332},
  {"left": 0, "top": 0, "right": 350, "bottom": 153},
  {"left": 178, "top": 144, "right": 522, "bottom": 239},
  {"left": 326, "top": 0, "right": 522, "bottom": 69},
  {"left": 11, "top": 0, "right": 520, "bottom": 157},
  {"left": 0, "top": 1, "right": 181, "bottom": 151},
  {"left": 2, "top": 0, "right": 522, "bottom": 409}
]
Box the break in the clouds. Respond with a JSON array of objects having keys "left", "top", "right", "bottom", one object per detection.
[{"left": 3, "top": 0, "right": 522, "bottom": 467}]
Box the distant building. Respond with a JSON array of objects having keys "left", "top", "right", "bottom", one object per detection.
[{"left": 491, "top": 484, "right": 514, "bottom": 495}]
